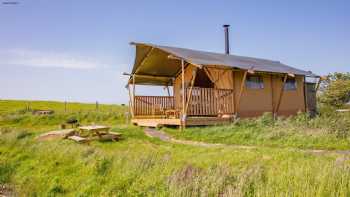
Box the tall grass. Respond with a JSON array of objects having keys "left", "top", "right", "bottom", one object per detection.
[
  {"left": 1, "top": 127, "right": 350, "bottom": 196},
  {"left": 1, "top": 100, "right": 350, "bottom": 196},
  {"left": 164, "top": 107, "right": 350, "bottom": 150}
]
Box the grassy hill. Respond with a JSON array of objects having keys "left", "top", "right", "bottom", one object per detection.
[{"left": 1, "top": 100, "right": 350, "bottom": 196}]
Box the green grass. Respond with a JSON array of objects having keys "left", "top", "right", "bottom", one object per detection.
[
  {"left": 164, "top": 110, "right": 350, "bottom": 150},
  {"left": 1, "top": 100, "right": 350, "bottom": 196}
]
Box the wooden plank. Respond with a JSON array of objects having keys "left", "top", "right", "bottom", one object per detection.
[
  {"left": 132, "top": 117, "right": 232, "bottom": 127},
  {"left": 185, "top": 69, "right": 198, "bottom": 116},
  {"left": 270, "top": 75, "right": 274, "bottom": 114},
  {"left": 132, "top": 118, "right": 181, "bottom": 127},
  {"left": 315, "top": 77, "right": 322, "bottom": 92},
  {"left": 232, "top": 71, "right": 236, "bottom": 115},
  {"left": 204, "top": 88, "right": 208, "bottom": 115},
  {"left": 127, "top": 85, "right": 134, "bottom": 117},
  {"left": 186, "top": 117, "right": 232, "bottom": 126},
  {"left": 181, "top": 59, "right": 186, "bottom": 129},
  {"left": 199, "top": 88, "right": 202, "bottom": 115},
  {"left": 275, "top": 74, "right": 288, "bottom": 116},
  {"left": 193, "top": 88, "right": 197, "bottom": 115},
  {"left": 68, "top": 135, "right": 88, "bottom": 143},
  {"left": 236, "top": 70, "right": 248, "bottom": 116}
]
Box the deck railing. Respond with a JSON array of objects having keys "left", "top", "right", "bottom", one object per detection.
[
  {"left": 133, "top": 87, "right": 234, "bottom": 117},
  {"left": 185, "top": 87, "right": 234, "bottom": 116},
  {"left": 133, "top": 96, "right": 175, "bottom": 116}
]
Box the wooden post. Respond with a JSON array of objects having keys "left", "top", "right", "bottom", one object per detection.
[
  {"left": 64, "top": 101, "right": 67, "bottom": 113},
  {"left": 166, "top": 86, "right": 171, "bottom": 96},
  {"left": 132, "top": 75, "right": 136, "bottom": 114},
  {"left": 128, "top": 84, "right": 134, "bottom": 117},
  {"left": 303, "top": 76, "right": 307, "bottom": 113},
  {"left": 274, "top": 74, "right": 288, "bottom": 118},
  {"left": 235, "top": 70, "right": 248, "bottom": 117},
  {"left": 184, "top": 68, "right": 198, "bottom": 115},
  {"left": 270, "top": 75, "right": 275, "bottom": 116},
  {"left": 315, "top": 77, "right": 322, "bottom": 92},
  {"left": 232, "top": 70, "right": 236, "bottom": 120},
  {"left": 181, "top": 59, "right": 186, "bottom": 130},
  {"left": 96, "top": 101, "right": 99, "bottom": 112}
]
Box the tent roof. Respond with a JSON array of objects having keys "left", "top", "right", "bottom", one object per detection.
[{"left": 129, "top": 42, "right": 318, "bottom": 85}]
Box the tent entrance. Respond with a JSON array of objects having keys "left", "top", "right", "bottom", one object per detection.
[{"left": 193, "top": 69, "right": 214, "bottom": 88}]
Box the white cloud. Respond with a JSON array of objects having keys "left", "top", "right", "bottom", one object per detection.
[{"left": 0, "top": 49, "right": 115, "bottom": 69}]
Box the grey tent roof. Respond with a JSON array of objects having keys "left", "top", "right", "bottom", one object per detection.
[{"left": 129, "top": 42, "right": 318, "bottom": 85}]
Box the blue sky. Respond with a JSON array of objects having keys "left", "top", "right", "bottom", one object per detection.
[{"left": 0, "top": 0, "right": 349, "bottom": 104}]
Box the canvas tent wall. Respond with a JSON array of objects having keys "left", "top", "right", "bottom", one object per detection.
[{"left": 172, "top": 65, "right": 306, "bottom": 117}]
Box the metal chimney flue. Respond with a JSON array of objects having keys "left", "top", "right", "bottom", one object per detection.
[{"left": 223, "top": 24, "right": 230, "bottom": 54}]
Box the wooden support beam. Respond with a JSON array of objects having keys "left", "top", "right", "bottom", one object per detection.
[
  {"left": 181, "top": 59, "right": 186, "bottom": 129},
  {"left": 166, "top": 86, "right": 171, "bottom": 96},
  {"left": 303, "top": 76, "right": 307, "bottom": 113},
  {"left": 274, "top": 74, "right": 288, "bottom": 117},
  {"left": 128, "top": 74, "right": 173, "bottom": 85},
  {"left": 132, "top": 75, "right": 136, "bottom": 114},
  {"left": 315, "top": 77, "right": 323, "bottom": 92},
  {"left": 232, "top": 71, "right": 236, "bottom": 119},
  {"left": 235, "top": 70, "right": 248, "bottom": 117},
  {"left": 128, "top": 84, "right": 134, "bottom": 117},
  {"left": 270, "top": 75, "right": 275, "bottom": 115},
  {"left": 168, "top": 55, "right": 203, "bottom": 69},
  {"left": 184, "top": 68, "right": 198, "bottom": 115},
  {"left": 134, "top": 47, "right": 154, "bottom": 74}
]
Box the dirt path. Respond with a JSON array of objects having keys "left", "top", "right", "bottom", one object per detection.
[{"left": 144, "top": 128, "right": 350, "bottom": 155}]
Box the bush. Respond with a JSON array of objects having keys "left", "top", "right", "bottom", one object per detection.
[
  {"left": 0, "top": 163, "right": 13, "bottom": 184},
  {"left": 16, "top": 130, "right": 32, "bottom": 140},
  {"left": 320, "top": 72, "right": 350, "bottom": 107}
]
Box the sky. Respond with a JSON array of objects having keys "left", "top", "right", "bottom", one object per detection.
[{"left": 0, "top": 0, "right": 349, "bottom": 104}]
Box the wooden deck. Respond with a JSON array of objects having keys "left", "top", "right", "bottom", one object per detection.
[{"left": 132, "top": 116, "right": 233, "bottom": 127}]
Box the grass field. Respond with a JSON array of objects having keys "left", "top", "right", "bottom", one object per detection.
[
  {"left": 164, "top": 108, "right": 350, "bottom": 150},
  {"left": 1, "top": 100, "right": 350, "bottom": 196}
]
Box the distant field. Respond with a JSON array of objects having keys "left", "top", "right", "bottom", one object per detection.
[
  {"left": 0, "top": 100, "right": 128, "bottom": 131},
  {"left": 1, "top": 100, "right": 350, "bottom": 196},
  {"left": 0, "top": 99, "right": 125, "bottom": 115}
]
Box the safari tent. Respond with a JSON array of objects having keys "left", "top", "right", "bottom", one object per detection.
[{"left": 126, "top": 42, "right": 319, "bottom": 127}]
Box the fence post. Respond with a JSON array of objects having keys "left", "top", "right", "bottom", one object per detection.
[
  {"left": 96, "top": 101, "right": 99, "bottom": 112},
  {"left": 64, "top": 101, "right": 67, "bottom": 113}
]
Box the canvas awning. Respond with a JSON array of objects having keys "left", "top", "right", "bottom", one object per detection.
[{"left": 129, "top": 42, "right": 318, "bottom": 85}]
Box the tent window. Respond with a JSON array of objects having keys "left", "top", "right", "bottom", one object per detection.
[
  {"left": 284, "top": 78, "right": 297, "bottom": 90},
  {"left": 246, "top": 75, "right": 264, "bottom": 89}
]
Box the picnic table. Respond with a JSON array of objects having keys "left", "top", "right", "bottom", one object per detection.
[{"left": 78, "top": 125, "right": 110, "bottom": 138}]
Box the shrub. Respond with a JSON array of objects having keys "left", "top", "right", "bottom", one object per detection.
[
  {"left": 95, "top": 157, "right": 112, "bottom": 176},
  {"left": 320, "top": 72, "right": 350, "bottom": 107},
  {"left": 16, "top": 130, "right": 32, "bottom": 140},
  {"left": 256, "top": 112, "right": 274, "bottom": 127},
  {"left": 0, "top": 163, "right": 13, "bottom": 184}
]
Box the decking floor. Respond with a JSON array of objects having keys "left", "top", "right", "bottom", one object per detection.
[{"left": 132, "top": 116, "right": 233, "bottom": 127}]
